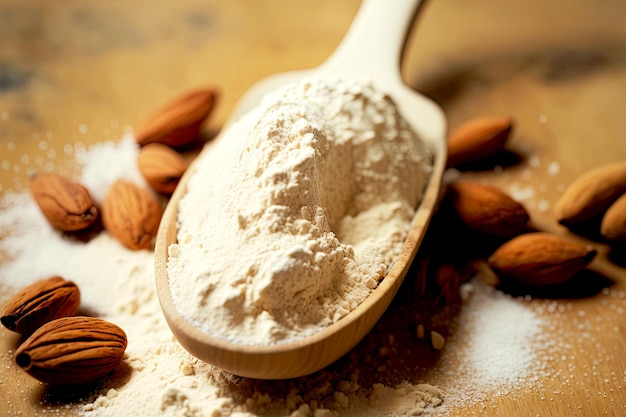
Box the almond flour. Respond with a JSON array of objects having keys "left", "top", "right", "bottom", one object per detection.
[{"left": 167, "top": 77, "right": 433, "bottom": 345}]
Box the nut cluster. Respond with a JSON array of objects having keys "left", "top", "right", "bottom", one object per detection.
[
  {"left": 2, "top": 277, "right": 127, "bottom": 385},
  {"left": 134, "top": 88, "right": 218, "bottom": 195},
  {"left": 27, "top": 87, "right": 218, "bottom": 251},
  {"left": 4, "top": 86, "right": 218, "bottom": 386},
  {"left": 440, "top": 116, "right": 601, "bottom": 288},
  {"left": 435, "top": 115, "right": 625, "bottom": 291},
  {"left": 409, "top": 115, "right": 624, "bottom": 350}
]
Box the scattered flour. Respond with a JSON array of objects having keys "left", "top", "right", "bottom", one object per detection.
[
  {"left": 167, "top": 77, "right": 433, "bottom": 345},
  {"left": 1, "top": 108, "right": 578, "bottom": 417},
  {"left": 453, "top": 283, "right": 545, "bottom": 391}
]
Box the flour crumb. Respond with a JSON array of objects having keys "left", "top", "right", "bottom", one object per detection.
[
  {"left": 508, "top": 182, "right": 535, "bottom": 202},
  {"left": 547, "top": 161, "right": 560, "bottom": 176},
  {"left": 369, "top": 382, "right": 443, "bottom": 416}
]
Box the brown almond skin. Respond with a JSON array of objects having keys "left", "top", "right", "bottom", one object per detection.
[
  {"left": 137, "top": 143, "right": 188, "bottom": 195},
  {"left": 30, "top": 173, "right": 99, "bottom": 231},
  {"left": 446, "top": 116, "right": 513, "bottom": 168},
  {"left": 134, "top": 88, "right": 217, "bottom": 148},
  {"left": 1, "top": 276, "right": 80, "bottom": 335},
  {"left": 601, "top": 192, "right": 626, "bottom": 242},
  {"left": 554, "top": 161, "right": 626, "bottom": 225},
  {"left": 15, "top": 316, "right": 127, "bottom": 385},
  {"left": 488, "top": 232, "right": 596, "bottom": 286},
  {"left": 449, "top": 181, "right": 530, "bottom": 237},
  {"left": 101, "top": 180, "right": 162, "bottom": 250}
]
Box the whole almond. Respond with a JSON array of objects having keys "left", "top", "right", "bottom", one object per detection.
[
  {"left": 134, "top": 88, "right": 217, "bottom": 148},
  {"left": 101, "top": 180, "right": 162, "bottom": 250},
  {"left": 554, "top": 161, "right": 626, "bottom": 225},
  {"left": 449, "top": 181, "right": 530, "bottom": 237},
  {"left": 600, "top": 192, "right": 626, "bottom": 242},
  {"left": 1, "top": 276, "right": 80, "bottom": 335},
  {"left": 15, "top": 316, "right": 127, "bottom": 385},
  {"left": 487, "top": 232, "right": 596, "bottom": 286},
  {"left": 137, "top": 143, "right": 188, "bottom": 195},
  {"left": 30, "top": 173, "right": 99, "bottom": 231},
  {"left": 446, "top": 116, "right": 513, "bottom": 168}
]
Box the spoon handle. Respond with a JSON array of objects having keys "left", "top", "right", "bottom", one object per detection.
[{"left": 320, "top": 0, "right": 424, "bottom": 81}]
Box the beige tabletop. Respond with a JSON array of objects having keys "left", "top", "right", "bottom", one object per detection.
[{"left": 1, "top": 0, "right": 626, "bottom": 416}]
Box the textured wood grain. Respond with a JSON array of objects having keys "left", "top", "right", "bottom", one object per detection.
[{"left": 1, "top": 0, "right": 626, "bottom": 415}]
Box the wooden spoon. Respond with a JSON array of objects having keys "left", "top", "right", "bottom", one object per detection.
[{"left": 155, "top": 0, "right": 446, "bottom": 380}]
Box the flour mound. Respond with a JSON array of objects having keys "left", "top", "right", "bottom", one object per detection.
[{"left": 167, "top": 77, "right": 432, "bottom": 345}]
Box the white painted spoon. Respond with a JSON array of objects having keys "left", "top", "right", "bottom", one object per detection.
[{"left": 155, "top": 0, "right": 446, "bottom": 380}]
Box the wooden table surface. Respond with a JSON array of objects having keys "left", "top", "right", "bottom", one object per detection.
[{"left": 1, "top": 0, "right": 625, "bottom": 416}]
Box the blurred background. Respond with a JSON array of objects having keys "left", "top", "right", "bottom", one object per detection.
[{"left": 1, "top": 0, "right": 626, "bottom": 192}]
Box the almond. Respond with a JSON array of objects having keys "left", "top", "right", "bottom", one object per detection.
[
  {"left": 1, "top": 276, "right": 80, "bottom": 335},
  {"left": 446, "top": 116, "right": 513, "bottom": 168},
  {"left": 134, "top": 88, "right": 217, "bottom": 148},
  {"left": 600, "top": 192, "right": 626, "bottom": 242},
  {"left": 448, "top": 181, "right": 530, "bottom": 237},
  {"left": 554, "top": 161, "right": 626, "bottom": 225},
  {"left": 30, "top": 172, "right": 99, "bottom": 231},
  {"left": 137, "top": 143, "right": 188, "bottom": 195},
  {"left": 15, "top": 316, "right": 127, "bottom": 385},
  {"left": 487, "top": 232, "right": 596, "bottom": 286},
  {"left": 101, "top": 180, "right": 162, "bottom": 250}
]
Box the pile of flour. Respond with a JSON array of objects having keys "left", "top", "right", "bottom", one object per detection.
[{"left": 167, "top": 77, "right": 432, "bottom": 345}]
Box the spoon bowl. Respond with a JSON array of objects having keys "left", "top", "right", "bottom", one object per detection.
[{"left": 155, "top": 0, "right": 446, "bottom": 379}]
